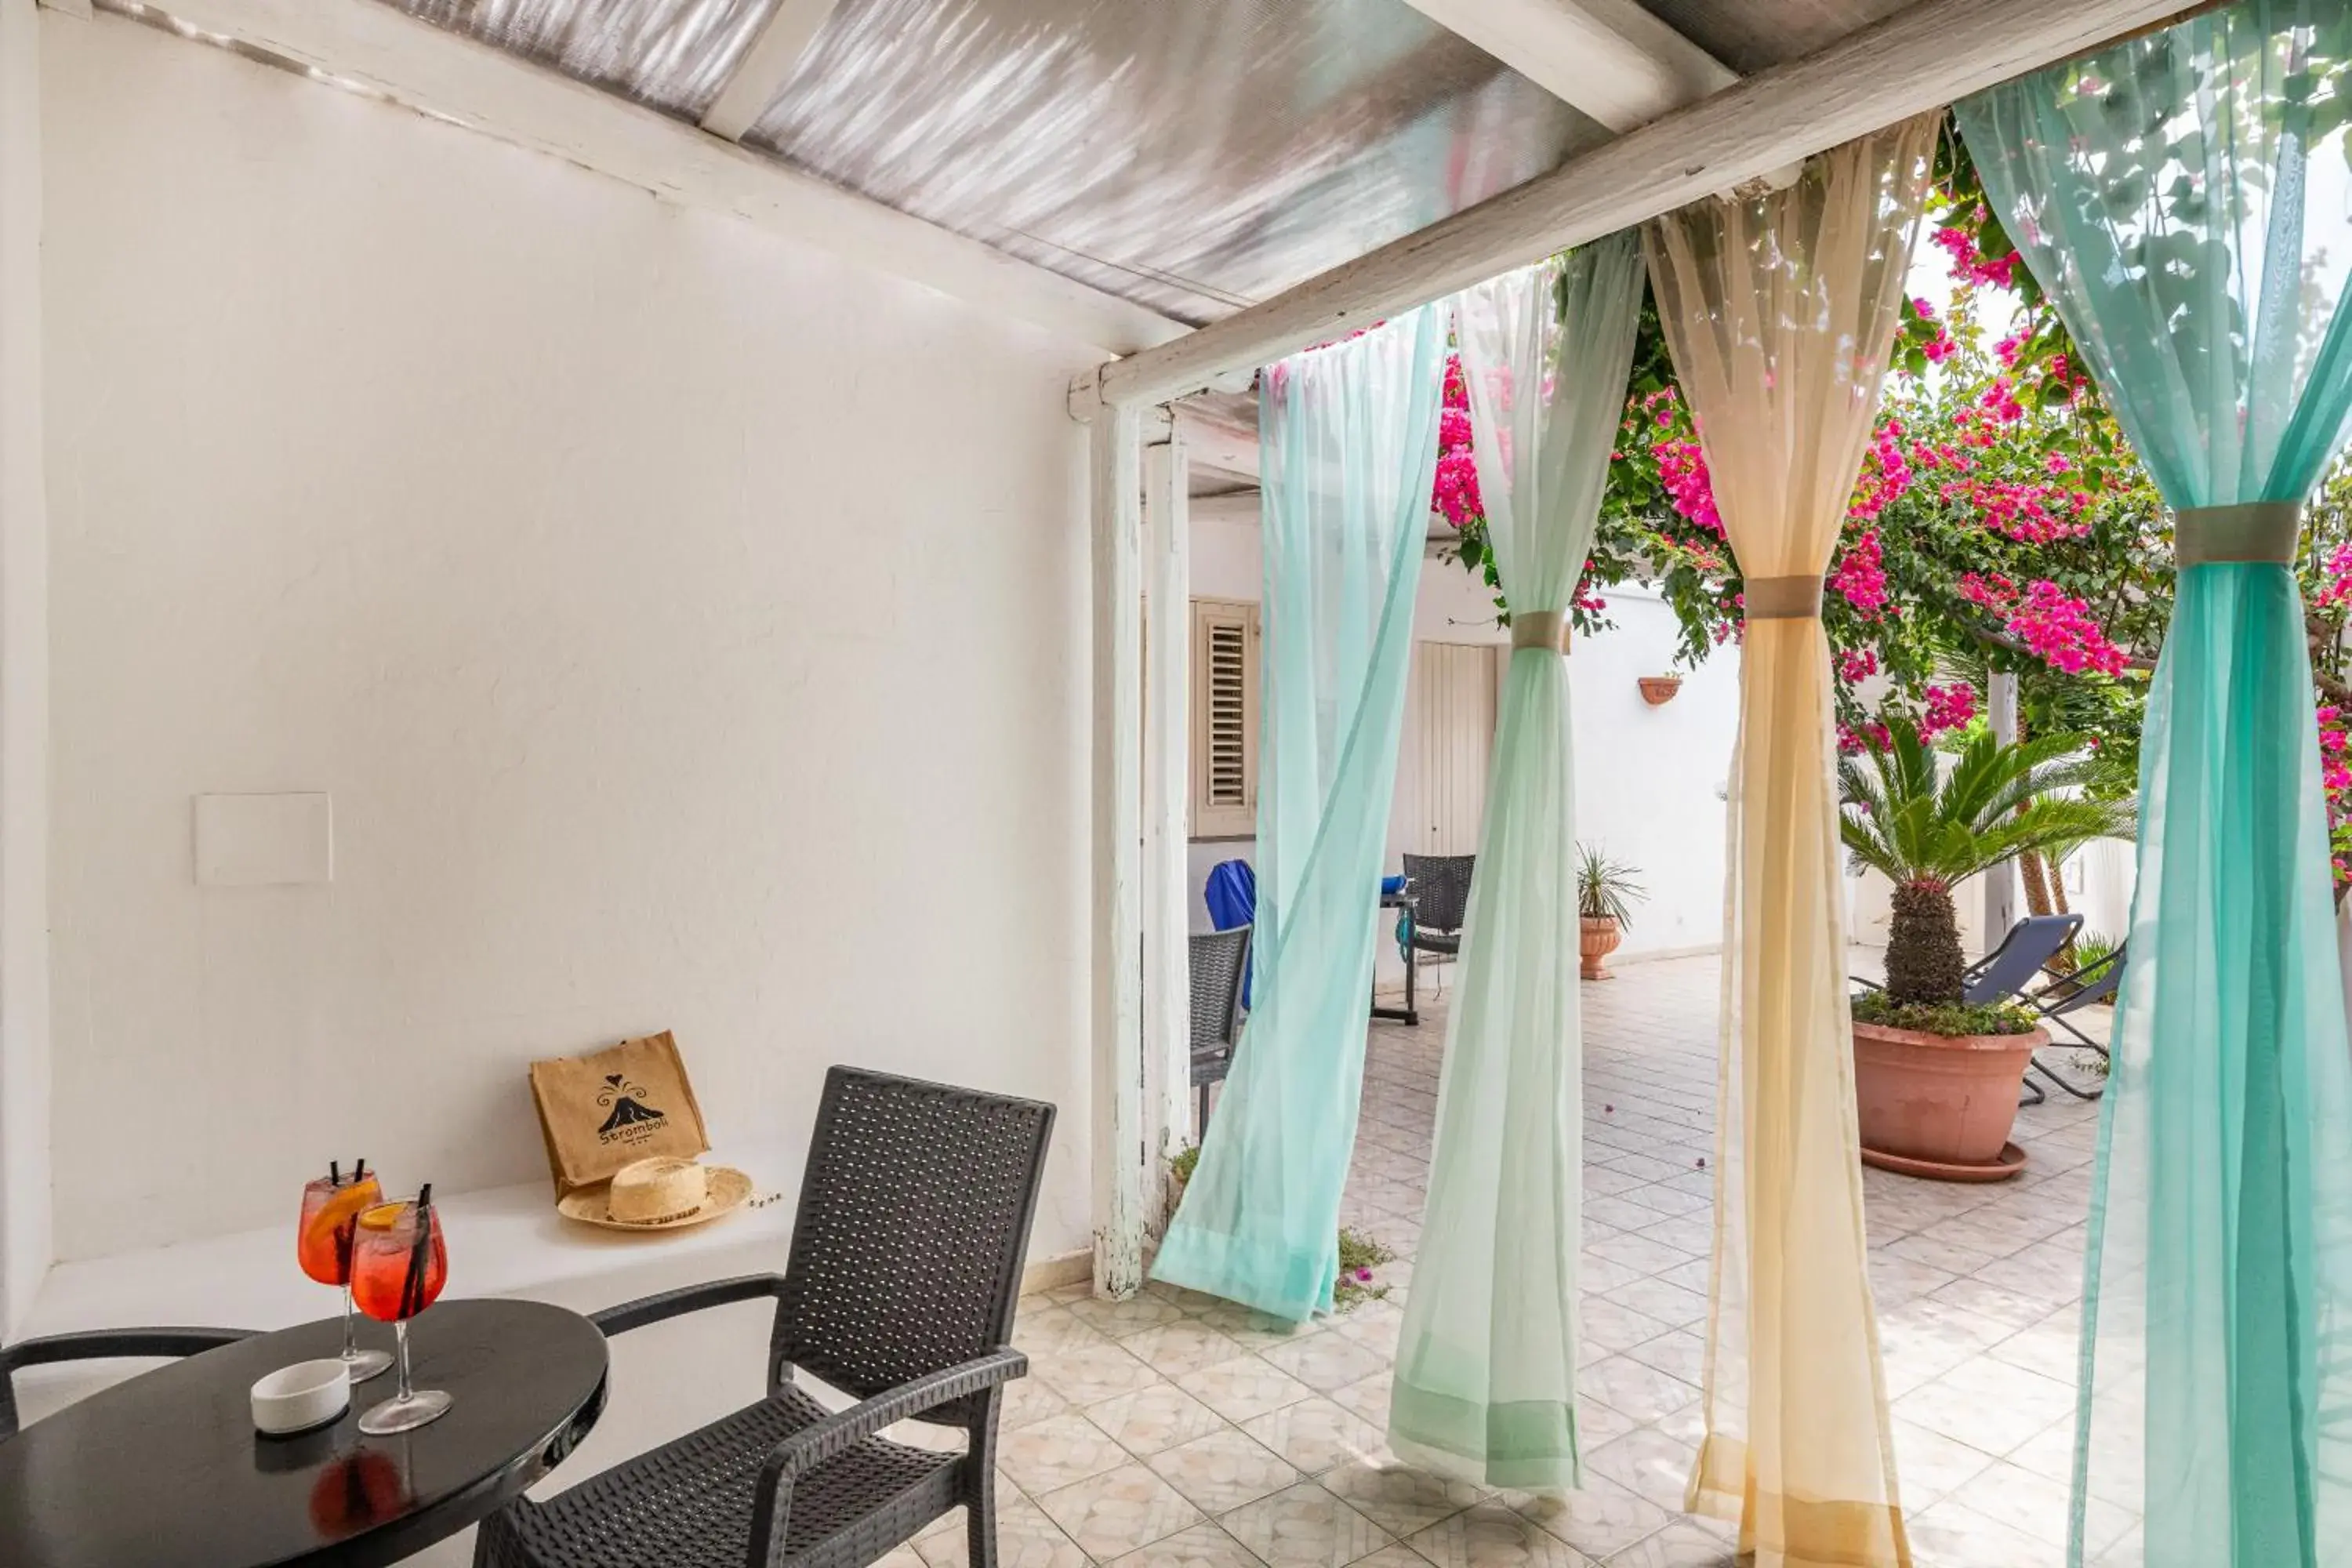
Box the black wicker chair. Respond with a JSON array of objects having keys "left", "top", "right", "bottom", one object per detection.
[
  {"left": 1400, "top": 854, "right": 1475, "bottom": 962},
  {"left": 475, "top": 1067, "right": 1054, "bottom": 1568},
  {"left": 1188, "top": 924, "right": 1251, "bottom": 1134},
  {"left": 2, "top": 1327, "right": 253, "bottom": 1438}
]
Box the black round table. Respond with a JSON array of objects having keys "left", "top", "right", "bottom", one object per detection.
[{"left": 0, "top": 1299, "right": 608, "bottom": 1568}]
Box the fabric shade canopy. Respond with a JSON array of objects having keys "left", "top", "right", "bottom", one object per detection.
[
  {"left": 1152, "top": 308, "right": 1447, "bottom": 1322},
  {"left": 1385, "top": 234, "right": 1647, "bottom": 1490},
  {"left": 1644, "top": 115, "right": 1938, "bottom": 1568},
  {"left": 1959, "top": 4, "right": 2352, "bottom": 1560}
]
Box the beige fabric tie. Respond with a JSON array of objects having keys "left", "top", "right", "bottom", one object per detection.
[
  {"left": 2176, "top": 502, "right": 2301, "bottom": 566},
  {"left": 1744, "top": 573, "right": 1824, "bottom": 619},
  {"left": 1510, "top": 610, "right": 1572, "bottom": 652}
]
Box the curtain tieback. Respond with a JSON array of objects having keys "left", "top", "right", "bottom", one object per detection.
[
  {"left": 1744, "top": 574, "right": 1824, "bottom": 619},
  {"left": 1510, "top": 610, "right": 1572, "bottom": 652},
  {"left": 2176, "top": 502, "right": 2300, "bottom": 566}
]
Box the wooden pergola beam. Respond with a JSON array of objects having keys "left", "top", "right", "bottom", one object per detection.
[
  {"left": 699, "top": 0, "right": 840, "bottom": 143},
  {"left": 1083, "top": 0, "right": 2197, "bottom": 411},
  {"left": 107, "top": 0, "right": 1189, "bottom": 356},
  {"left": 1396, "top": 0, "right": 1735, "bottom": 133}
]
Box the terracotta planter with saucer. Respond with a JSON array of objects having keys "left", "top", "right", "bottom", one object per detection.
[
  {"left": 1579, "top": 916, "right": 1624, "bottom": 980},
  {"left": 1851, "top": 1018, "right": 2042, "bottom": 1181}
]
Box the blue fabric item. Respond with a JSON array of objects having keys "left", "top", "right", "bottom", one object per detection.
[
  {"left": 1960, "top": 7, "right": 2352, "bottom": 1561},
  {"left": 1153, "top": 307, "right": 1446, "bottom": 1322},
  {"left": 1204, "top": 858, "right": 1258, "bottom": 1007}
]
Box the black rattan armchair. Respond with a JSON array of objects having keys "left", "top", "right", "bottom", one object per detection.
[
  {"left": 1400, "top": 854, "right": 1475, "bottom": 960},
  {"left": 475, "top": 1067, "right": 1055, "bottom": 1568},
  {"left": 1, "top": 1327, "right": 253, "bottom": 1438},
  {"left": 1189, "top": 924, "right": 1251, "bottom": 1134}
]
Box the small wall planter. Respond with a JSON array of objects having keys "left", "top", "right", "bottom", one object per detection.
[
  {"left": 1578, "top": 916, "right": 1624, "bottom": 980},
  {"left": 1852, "top": 1018, "right": 2044, "bottom": 1181},
  {"left": 1637, "top": 675, "right": 1682, "bottom": 706}
]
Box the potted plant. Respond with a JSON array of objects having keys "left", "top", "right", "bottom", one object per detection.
[
  {"left": 1637, "top": 673, "right": 1683, "bottom": 706},
  {"left": 1577, "top": 844, "right": 1646, "bottom": 980},
  {"left": 1841, "top": 717, "right": 2132, "bottom": 1179}
]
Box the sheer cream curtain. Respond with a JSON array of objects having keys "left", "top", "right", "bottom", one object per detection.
[{"left": 1642, "top": 115, "right": 1936, "bottom": 1568}]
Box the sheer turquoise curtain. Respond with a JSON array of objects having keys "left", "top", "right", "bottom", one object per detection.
[
  {"left": 1153, "top": 309, "right": 1446, "bottom": 1322},
  {"left": 1959, "top": 6, "right": 2352, "bottom": 1562},
  {"left": 1385, "top": 236, "right": 1646, "bottom": 1488}
]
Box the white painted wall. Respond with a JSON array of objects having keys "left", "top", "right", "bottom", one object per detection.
[
  {"left": 41, "top": 17, "right": 1098, "bottom": 1265},
  {"left": 0, "top": 0, "right": 53, "bottom": 1336},
  {"left": 1184, "top": 502, "right": 1740, "bottom": 969}
]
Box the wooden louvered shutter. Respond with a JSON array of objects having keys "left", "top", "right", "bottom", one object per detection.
[{"left": 1191, "top": 598, "right": 1260, "bottom": 837}]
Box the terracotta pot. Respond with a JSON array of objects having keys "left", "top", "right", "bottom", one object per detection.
[
  {"left": 1637, "top": 675, "right": 1682, "bottom": 706},
  {"left": 1579, "top": 916, "right": 1623, "bottom": 980},
  {"left": 1851, "top": 1018, "right": 2044, "bottom": 1179}
]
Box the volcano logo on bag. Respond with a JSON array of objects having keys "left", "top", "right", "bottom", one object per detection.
[{"left": 596, "top": 1072, "right": 668, "bottom": 1143}]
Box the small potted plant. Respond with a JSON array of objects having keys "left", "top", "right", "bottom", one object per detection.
[
  {"left": 1637, "top": 673, "right": 1683, "bottom": 706},
  {"left": 1842, "top": 717, "right": 2133, "bottom": 1180},
  {"left": 1577, "top": 844, "right": 1646, "bottom": 980}
]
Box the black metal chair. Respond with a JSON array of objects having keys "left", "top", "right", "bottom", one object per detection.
[
  {"left": 1189, "top": 924, "right": 1251, "bottom": 1134},
  {"left": 1, "top": 1327, "right": 253, "bottom": 1438},
  {"left": 475, "top": 1067, "right": 1054, "bottom": 1568},
  {"left": 1400, "top": 854, "right": 1475, "bottom": 964},
  {"left": 2021, "top": 939, "right": 2126, "bottom": 1104}
]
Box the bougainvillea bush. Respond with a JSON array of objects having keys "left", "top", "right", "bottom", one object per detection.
[{"left": 1435, "top": 115, "right": 2352, "bottom": 887}]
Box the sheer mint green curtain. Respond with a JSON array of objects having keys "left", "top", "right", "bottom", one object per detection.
[
  {"left": 1959, "top": 6, "right": 2352, "bottom": 1563},
  {"left": 1153, "top": 308, "right": 1446, "bottom": 1322},
  {"left": 1385, "top": 236, "right": 1646, "bottom": 1489}
]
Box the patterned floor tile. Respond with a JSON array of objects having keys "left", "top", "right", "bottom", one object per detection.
[
  {"left": 914, "top": 1492, "right": 1088, "bottom": 1568},
  {"left": 1220, "top": 1482, "right": 1395, "bottom": 1568},
  {"left": 1071, "top": 1293, "right": 1193, "bottom": 1339},
  {"left": 1108, "top": 1523, "right": 1266, "bottom": 1568},
  {"left": 1088, "top": 1382, "right": 1232, "bottom": 1457},
  {"left": 1127, "top": 1320, "right": 1255, "bottom": 1377},
  {"left": 1504, "top": 1477, "right": 1667, "bottom": 1561},
  {"left": 1033, "top": 1338, "right": 1164, "bottom": 1406},
  {"left": 1189, "top": 1355, "right": 1319, "bottom": 1423},
  {"left": 1148, "top": 1428, "right": 1302, "bottom": 1513},
  {"left": 1003, "top": 1374, "right": 1075, "bottom": 1431},
  {"left": 1405, "top": 1502, "right": 1595, "bottom": 1568},
  {"left": 1320, "top": 1457, "right": 1486, "bottom": 1538},
  {"left": 1036, "top": 1464, "right": 1207, "bottom": 1559},
  {"left": 999, "top": 1411, "right": 1134, "bottom": 1494},
  {"left": 1595, "top": 1522, "right": 1736, "bottom": 1567},
  {"left": 1261, "top": 1332, "right": 1392, "bottom": 1395},
  {"left": 1241, "top": 1396, "right": 1388, "bottom": 1475},
  {"left": 1580, "top": 1429, "right": 1697, "bottom": 1513}
]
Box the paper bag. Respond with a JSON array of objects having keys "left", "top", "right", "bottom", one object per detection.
[{"left": 528, "top": 1031, "right": 710, "bottom": 1198}]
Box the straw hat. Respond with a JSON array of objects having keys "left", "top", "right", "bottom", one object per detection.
[{"left": 557, "top": 1155, "right": 752, "bottom": 1232}]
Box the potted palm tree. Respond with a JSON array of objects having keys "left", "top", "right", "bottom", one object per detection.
[
  {"left": 1577, "top": 844, "right": 1646, "bottom": 980},
  {"left": 1841, "top": 717, "right": 2132, "bottom": 1179}
]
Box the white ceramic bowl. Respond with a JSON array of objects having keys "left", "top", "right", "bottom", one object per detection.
[{"left": 251, "top": 1358, "right": 350, "bottom": 1436}]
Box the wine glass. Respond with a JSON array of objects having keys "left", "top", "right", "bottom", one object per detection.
[
  {"left": 351, "top": 1189, "right": 452, "bottom": 1435},
  {"left": 297, "top": 1162, "right": 392, "bottom": 1381}
]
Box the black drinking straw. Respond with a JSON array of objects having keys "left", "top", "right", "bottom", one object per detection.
[
  {"left": 330, "top": 1160, "right": 341, "bottom": 1186},
  {"left": 354, "top": 1158, "right": 367, "bottom": 1184},
  {"left": 399, "top": 1185, "right": 434, "bottom": 1320}
]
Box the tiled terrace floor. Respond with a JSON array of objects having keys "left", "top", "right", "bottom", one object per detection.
[{"left": 960, "top": 953, "right": 2109, "bottom": 1568}]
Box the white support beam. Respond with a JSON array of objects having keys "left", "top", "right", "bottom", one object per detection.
[
  {"left": 699, "top": 0, "right": 839, "bottom": 143},
  {"left": 1173, "top": 405, "right": 1259, "bottom": 485},
  {"left": 1398, "top": 0, "right": 1734, "bottom": 132},
  {"left": 108, "top": 0, "right": 1189, "bottom": 356},
  {"left": 1091, "top": 408, "right": 1147, "bottom": 1298},
  {"left": 0, "top": 0, "right": 53, "bottom": 1336},
  {"left": 1084, "top": 0, "right": 2194, "bottom": 410},
  {"left": 1140, "top": 437, "right": 1192, "bottom": 1231}
]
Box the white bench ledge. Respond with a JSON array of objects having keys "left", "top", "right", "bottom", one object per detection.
[{"left": 27, "top": 1134, "right": 809, "bottom": 1339}]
